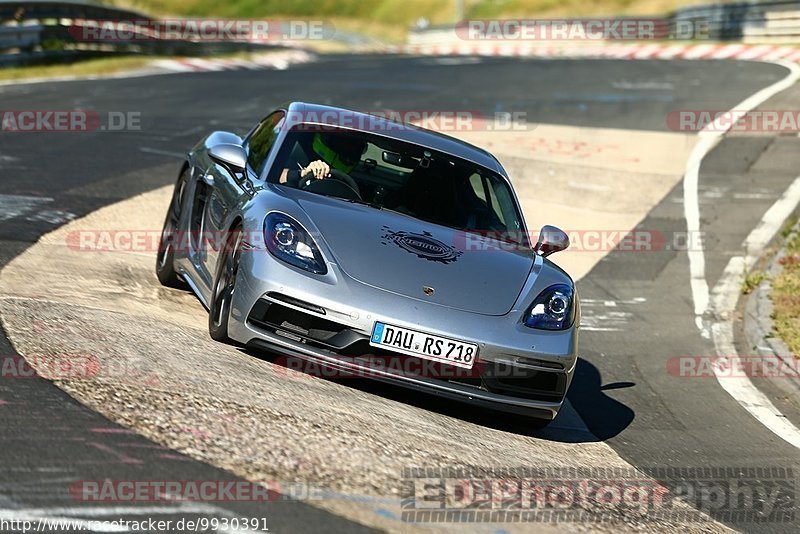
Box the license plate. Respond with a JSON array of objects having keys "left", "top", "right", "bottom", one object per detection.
[{"left": 369, "top": 322, "right": 478, "bottom": 369}]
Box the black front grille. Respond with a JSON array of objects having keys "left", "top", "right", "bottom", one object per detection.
[
  {"left": 248, "top": 299, "right": 363, "bottom": 350},
  {"left": 248, "top": 299, "right": 566, "bottom": 402},
  {"left": 347, "top": 340, "right": 485, "bottom": 387},
  {"left": 482, "top": 362, "right": 567, "bottom": 400},
  {"left": 346, "top": 341, "right": 565, "bottom": 401}
]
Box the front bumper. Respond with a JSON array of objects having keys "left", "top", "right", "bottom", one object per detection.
[
  {"left": 229, "top": 250, "right": 578, "bottom": 420},
  {"left": 246, "top": 334, "right": 563, "bottom": 420}
]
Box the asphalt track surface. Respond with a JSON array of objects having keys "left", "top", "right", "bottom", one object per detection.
[{"left": 0, "top": 54, "right": 798, "bottom": 532}]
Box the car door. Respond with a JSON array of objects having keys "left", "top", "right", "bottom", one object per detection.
[{"left": 199, "top": 111, "right": 285, "bottom": 291}]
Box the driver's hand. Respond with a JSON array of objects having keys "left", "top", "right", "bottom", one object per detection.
[{"left": 301, "top": 160, "right": 330, "bottom": 180}]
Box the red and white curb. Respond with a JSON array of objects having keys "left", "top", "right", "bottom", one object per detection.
[
  {"left": 0, "top": 49, "right": 317, "bottom": 87},
  {"left": 385, "top": 43, "right": 800, "bottom": 63},
  {"left": 152, "top": 49, "right": 314, "bottom": 73}
]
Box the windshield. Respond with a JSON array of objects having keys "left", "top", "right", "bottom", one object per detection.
[{"left": 267, "top": 126, "right": 526, "bottom": 243}]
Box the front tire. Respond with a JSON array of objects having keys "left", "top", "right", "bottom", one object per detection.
[
  {"left": 156, "top": 170, "right": 189, "bottom": 289},
  {"left": 209, "top": 225, "right": 243, "bottom": 343}
]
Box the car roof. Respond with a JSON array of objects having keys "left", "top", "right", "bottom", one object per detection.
[{"left": 281, "top": 102, "right": 503, "bottom": 173}]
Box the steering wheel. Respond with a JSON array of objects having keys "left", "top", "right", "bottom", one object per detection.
[
  {"left": 301, "top": 169, "right": 362, "bottom": 201},
  {"left": 327, "top": 169, "right": 361, "bottom": 197}
]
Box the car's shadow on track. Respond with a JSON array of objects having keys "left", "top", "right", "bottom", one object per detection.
[
  {"left": 244, "top": 348, "right": 634, "bottom": 444},
  {"left": 566, "top": 357, "right": 635, "bottom": 441}
]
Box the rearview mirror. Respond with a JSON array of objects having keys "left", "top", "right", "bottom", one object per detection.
[
  {"left": 382, "top": 151, "right": 414, "bottom": 168},
  {"left": 534, "top": 225, "right": 569, "bottom": 257},
  {"left": 209, "top": 143, "right": 247, "bottom": 172}
]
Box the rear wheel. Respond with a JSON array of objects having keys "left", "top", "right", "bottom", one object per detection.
[
  {"left": 156, "top": 170, "right": 189, "bottom": 288},
  {"left": 209, "top": 225, "right": 243, "bottom": 343}
]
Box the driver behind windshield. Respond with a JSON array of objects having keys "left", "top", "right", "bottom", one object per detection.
[{"left": 279, "top": 132, "right": 367, "bottom": 187}]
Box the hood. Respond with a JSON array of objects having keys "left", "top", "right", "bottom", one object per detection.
[{"left": 295, "top": 194, "right": 535, "bottom": 316}]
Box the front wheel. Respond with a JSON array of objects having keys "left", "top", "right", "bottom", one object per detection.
[
  {"left": 156, "top": 171, "right": 189, "bottom": 289},
  {"left": 209, "top": 225, "right": 243, "bottom": 343}
]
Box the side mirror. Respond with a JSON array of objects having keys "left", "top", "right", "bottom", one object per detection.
[
  {"left": 209, "top": 143, "right": 247, "bottom": 172},
  {"left": 534, "top": 225, "right": 569, "bottom": 257}
]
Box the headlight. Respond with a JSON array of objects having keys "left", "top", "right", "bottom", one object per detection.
[
  {"left": 264, "top": 213, "right": 327, "bottom": 274},
  {"left": 524, "top": 284, "right": 575, "bottom": 330}
]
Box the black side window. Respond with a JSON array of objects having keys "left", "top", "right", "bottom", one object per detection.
[{"left": 246, "top": 112, "right": 285, "bottom": 175}]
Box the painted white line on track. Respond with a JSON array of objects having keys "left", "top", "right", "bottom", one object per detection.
[
  {"left": 0, "top": 195, "right": 53, "bottom": 222},
  {"left": 580, "top": 298, "right": 645, "bottom": 332},
  {"left": 140, "top": 147, "right": 188, "bottom": 159},
  {"left": 26, "top": 210, "right": 77, "bottom": 224},
  {"left": 710, "top": 176, "right": 800, "bottom": 450},
  {"left": 743, "top": 176, "right": 800, "bottom": 267},
  {"left": 683, "top": 59, "right": 800, "bottom": 449},
  {"left": 683, "top": 60, "right": 800, "bottom": 335}
]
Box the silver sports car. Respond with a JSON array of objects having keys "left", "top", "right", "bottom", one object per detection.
[{"left": 156, "top": 102, "right": 579, "bottom": 425}]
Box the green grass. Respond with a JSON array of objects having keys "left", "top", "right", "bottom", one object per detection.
[
  {"left": 742, "top": 270, "right": 768, "bottom": 295},
  {"left": 0, "top": 0, "right": 705, "bottom": 79},
  {"left": 114, "top": 0, "right": 705, "bottom": 31},
  {"left": 773, "top": 229, "right": 800, "bottom": 357},
  {"left": 0, "top": 56, "right": 154, "bottom": 81},
  {"left": 0, "top": 50, "right": 287, "bottom": 81},
  {"left": 780, "top": 215, "right": 798, "bottom": 239}
]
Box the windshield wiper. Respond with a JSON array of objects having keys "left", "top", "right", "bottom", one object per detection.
[{"left": 344, "top": 198, "right": 383, "bottom": 210}]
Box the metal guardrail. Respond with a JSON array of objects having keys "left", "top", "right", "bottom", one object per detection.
[
  {"left": 0, "top": 0, "right": 280, "bottom": 68},
  {"left": 672, "top": 0, "right": 800, "bottom": 42},
  {"left": 744, "top": 10, "right": 800, "bottom": 43},
  {"left": 0, "top": 0, "right": 143, "bottom": 21},
  {"left": 407, "top": 18, "right": 673, "bottom": 48},
  {"left": 0, "top": 24, "right": 40, "bottom": 49},
  {"left": 6, "top": 0, "right": 800, "bottom": 68},
  {"left": 408, "top": 1, "right": 800, "bottom": 46}
]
